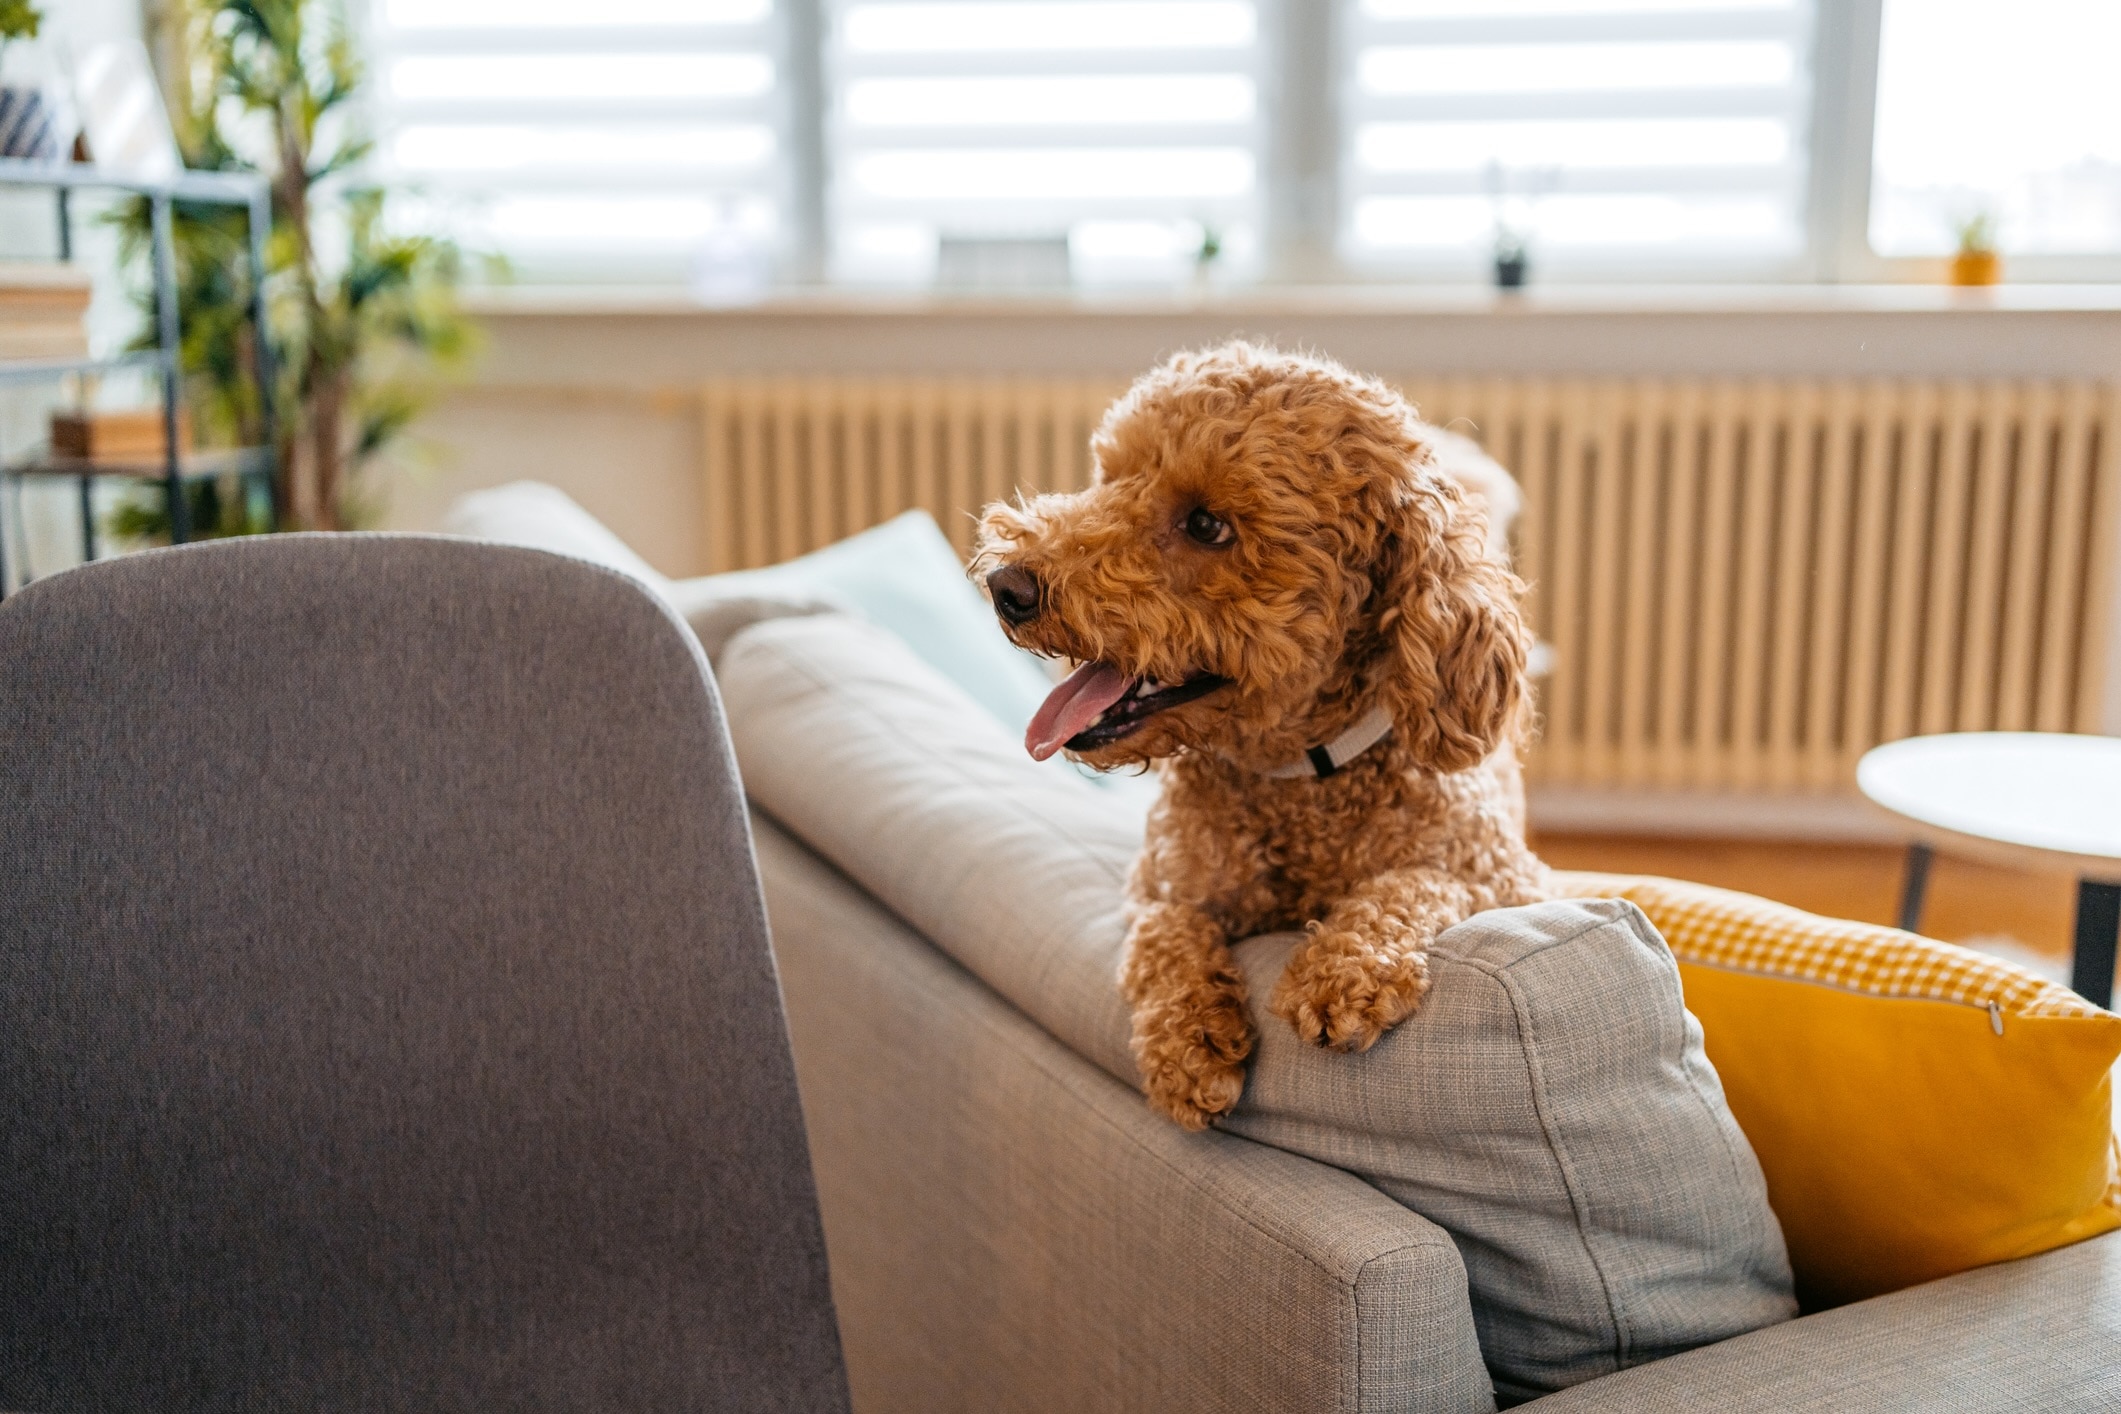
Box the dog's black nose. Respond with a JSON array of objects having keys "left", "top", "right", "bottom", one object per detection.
[{"left": 987, "top": 564, "right": 1042, "bottom": 626}]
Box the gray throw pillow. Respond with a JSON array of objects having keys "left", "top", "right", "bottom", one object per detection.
[
  {"left": 1226, "top": 909, "right": 1796, "bottom": 1401},
  {"left": 719, "top": 612, "right": 1795, "bottom": 1402}
]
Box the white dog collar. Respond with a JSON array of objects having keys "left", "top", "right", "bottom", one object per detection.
[{"left": 1259, "top": 704, "right": 1396, "bottom": 780}]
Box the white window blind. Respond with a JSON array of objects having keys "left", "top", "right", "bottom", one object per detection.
[
  {"left": 367, "top": 0, "right": 785, "bottom": 283},
  {"left": 826, "top": 0, "right": 1265, "bottom": 284},
  {"left": 1341, "top": 0, "right": 1815, "bottom": 275},
  {"left": 1871, "top": 0, "right": 2121, "bottom": 259}
]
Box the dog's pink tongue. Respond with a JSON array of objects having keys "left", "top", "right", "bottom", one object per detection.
[{"left": 1026, "top": 661, "right": 1134, "bottom": 761}]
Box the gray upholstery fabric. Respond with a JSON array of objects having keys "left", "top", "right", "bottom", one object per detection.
[
  {"left": 1225, "top": 911, "right": 1795, "bottom": 1402},
  {"left": 0, "top": 535, "right": 848, "bottom": 1412},
  {"left": 754, "top": 813, "right": 1496, "bottom": 1414},
  {"left": 725, "top": 618, "right": 1149, "bottom": 1082},
  {"left": 716, "top": 612, "right": 1794, "bottom": 1403},
  {"left": 1522, "top": 1230, "right": 2121, "bottom": 1412}
]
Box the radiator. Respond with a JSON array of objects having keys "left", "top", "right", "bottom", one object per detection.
[
  {"left": 700, "top": 375, "right": 2121, "bottom": 800},
  {"left": 700, "top": 377, "right": 1125, "bottom": 571}
]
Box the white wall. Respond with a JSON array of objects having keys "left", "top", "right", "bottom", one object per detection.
[{"left": 380, "top": 287, "right": 2121, "bottom": 583}]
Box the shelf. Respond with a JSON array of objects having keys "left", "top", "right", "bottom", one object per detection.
[
  {"left": 0, "top": 158, "right": 277, "bottom": 584},
  {"left": 0, "top": 350, "right": 171, "bottom": 386},
  {"left": 0, "top": 157, "right": 266, "bottom": 206},
  {"left": 8, "top": 445, "right": 270, "bottom": 481}
]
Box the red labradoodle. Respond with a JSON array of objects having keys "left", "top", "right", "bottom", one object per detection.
[{"left": 975, "top": 342, "right": 1551, "bottom": 1130}]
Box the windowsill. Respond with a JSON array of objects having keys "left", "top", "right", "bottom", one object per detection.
[{"left": 460, "top": 281, "right": 2121, "bottom": 320}]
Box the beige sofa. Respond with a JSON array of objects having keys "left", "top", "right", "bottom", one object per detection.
[
  {"left": 448, "top": 485, "right": 2121, "bottom": 1412},
  {"left": 720, "top": 615, "right": 2119, "bottom": 1414},
  {"left": 758, "top": 809, "right": 2118, "bottom": 1412}
]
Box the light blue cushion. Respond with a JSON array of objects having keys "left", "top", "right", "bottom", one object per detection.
[
  {"left": 439, "top": 484, "right": 1092, "bottom": 777},
  {"left": 676, "top": 511, "right": 1056, "bottom": 733},
  {"left": 673, "top": 513, "right": 1161, "bottom": 802}
]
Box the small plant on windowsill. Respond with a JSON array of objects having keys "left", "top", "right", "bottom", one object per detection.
[
  {"left": 1493, "top": 228, "right": 1529, "bottom": 290},
  {"left": 110, "top": 0, "right": 486, "bottom": 541},
  {"left": 1191, "top": 223, "right": 1222, "bottom": 294},
  {"left": 1485, "top": 159, "right": 1552, "bottom": 292},
  {"left": 1949, "top": 209, "right": 2003, "bottom": 287}
]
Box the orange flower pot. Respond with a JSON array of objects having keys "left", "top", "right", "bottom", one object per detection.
[{"left": 1950, "top": 249, "right": 2002, "bottom": 286}]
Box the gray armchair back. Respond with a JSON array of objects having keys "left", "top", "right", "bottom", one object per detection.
[{"left": 0, "top": 536, "right": 848, "bottom": 1412}]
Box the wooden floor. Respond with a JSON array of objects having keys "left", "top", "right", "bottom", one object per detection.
[{"left": 1531, "top": 833, "right": 2081, "bottom": 978}]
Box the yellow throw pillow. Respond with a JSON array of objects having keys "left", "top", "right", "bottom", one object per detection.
[{"left": 1553, "top": 870, "right": 2121, "bottom": 1309}]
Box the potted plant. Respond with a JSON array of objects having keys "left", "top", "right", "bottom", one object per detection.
[
  {"left": 1486, "top": 160, "right": 1552, "bottom": 291},
  {"left": 0, "top": 0, "right": 60, "bottom": 161},
  {"left": 1493, "top": 228, "right": 1529, "bottom": 289},
  {"left": 1949, "top": 209, "right": 2002, "bottom": 286},
  {"left": 114, "top": 0, "right": 479, "bottom": 538}
]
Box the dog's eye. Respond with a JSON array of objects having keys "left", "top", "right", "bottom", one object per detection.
[{"left": 1184, "top": 507, "right": 1234, "bottom": 547}]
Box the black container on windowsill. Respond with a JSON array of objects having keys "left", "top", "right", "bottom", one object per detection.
[{"left": 1494, "top": 250, "right": 1528, "bottom": 289}]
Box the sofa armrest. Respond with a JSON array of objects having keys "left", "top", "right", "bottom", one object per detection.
[
  {"left": 1522, "top": 1230, "right": 2121, "bottom": 1411},
  {"left": 754, "top": 814, "right": 1496, "bottom": 1414}
]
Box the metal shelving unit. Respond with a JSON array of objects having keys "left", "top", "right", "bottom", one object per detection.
[{"left": 0, "top": 157, "right": 276, "bottom": 593}]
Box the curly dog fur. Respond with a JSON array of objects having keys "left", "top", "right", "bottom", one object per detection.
[{"left": 975, "top": 342, "right": 1550, "bottom": 1130}]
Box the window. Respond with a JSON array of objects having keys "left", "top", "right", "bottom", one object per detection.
[
  {"left": 367, "top": 0, "right": 785, "bottom": 284},
  {"left": 1340, "top": 0, "right": 1817, "bottom": 276},
  {"left": 1870, "top": 0, "right": 2121, "bottom": 259},
  {"left": 359, "top": 0, "right": 2120, "bottom": 287},
  {"left": 825, "top": 0, "right": 1266, "bottom": 284}
]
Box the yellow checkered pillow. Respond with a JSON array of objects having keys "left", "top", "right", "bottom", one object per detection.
[
  {"left": 1554, "top": 870, "right": 2121, "bottom": 1309},
  {"left": 1579, "top": 873, "right": 2106, "bottom": 1020}
]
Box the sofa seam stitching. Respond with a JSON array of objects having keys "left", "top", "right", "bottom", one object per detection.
[
  {"left": 1430, "top": 900, "right": 1627, "bottom": 971},
  {"left": 1352, "top": 1239, "right": 1476, "bottom": 1414},
  {"left": 1485, "top": 956, "right": 1635, "bottom": 1372},
  {"left": 1617, "top": 905, "right": 1780, "bottom": 1261}
]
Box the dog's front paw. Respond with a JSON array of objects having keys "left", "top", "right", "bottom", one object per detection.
[
  {"left": 1132, "top": 983, "right": 1255, "bottom": 1131},
  {"left": 1270, "top": 936, "right": 1429, "bottom": 1052}
]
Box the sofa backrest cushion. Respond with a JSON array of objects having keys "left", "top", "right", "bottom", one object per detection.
[
  {"left": 720, "top": 612, "right": 1796, "bottom": 1402},
  {"left": 441, "top": 481, "right": 675, "bottom": 593}
]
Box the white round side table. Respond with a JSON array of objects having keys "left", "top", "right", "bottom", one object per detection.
[{"left": 1857, "top": 733, "right": 2121, "bottom": 1005}]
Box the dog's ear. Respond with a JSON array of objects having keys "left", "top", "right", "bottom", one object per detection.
[{"left": 1372, "top": 473, "right": 1529, "bottom": 774}]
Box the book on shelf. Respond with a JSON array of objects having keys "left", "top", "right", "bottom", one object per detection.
[
  {"left": 0, "top": 261, "right": 93, "bottom": 306},
  {"left": 50, "top": 408, "right": 195, "bottom": 460},
  {"left": 0, "top": 261, "right": 91, "bottom": 361},
  {"left": 0, "top": 326, "right": 91, "bottom": 360}
]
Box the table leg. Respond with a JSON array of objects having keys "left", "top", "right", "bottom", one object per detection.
[
  {"left": 2071, "top": 879, "right": 2119, "bottom": 1008},
  {"left": 1896, "top": 842, "right": 1933, "bottom": 934},
  {"left": 78, "top": 475, "right": 95, "bottom": 564}
]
